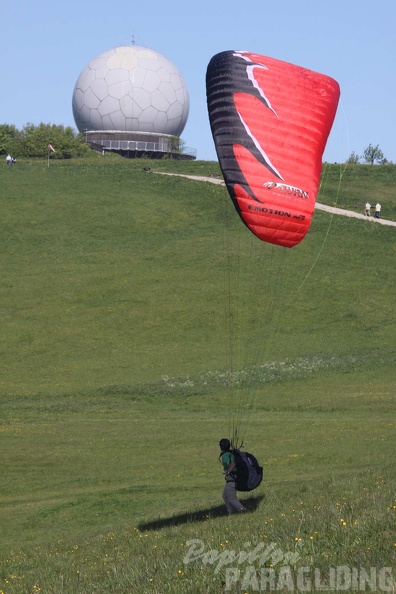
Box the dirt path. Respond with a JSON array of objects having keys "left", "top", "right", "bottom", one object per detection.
[{"left": 155, "top": 172, "right": 396, "bottom": 228}]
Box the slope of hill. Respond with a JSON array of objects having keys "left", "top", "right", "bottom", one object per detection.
[{"left": 0, "top": 156, "right": 394, "bottom": 594}]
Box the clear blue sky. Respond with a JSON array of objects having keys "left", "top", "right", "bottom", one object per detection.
[{"left": 1, "top": 0, "right": 394, "bottom": 163}]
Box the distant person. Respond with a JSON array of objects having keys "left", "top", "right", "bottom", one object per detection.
[
  {"left": 219, "top": 438, "right": 246, "bottom": 515},
  {"left": 6, "top": 154, "right": 11, "bottom": 165},
  {"left": 11, "top": 156, "right": 16, "bottom": 165},
  {"left": 374, "top": 203, "right": 381, "bottom": 219},
  {"left": 365, "top": 202, "right": 371, "bottom": 216}
]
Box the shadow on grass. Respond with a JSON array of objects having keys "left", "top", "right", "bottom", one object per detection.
[{"left": 138, "top": 495, "right": 264, "bottom": 531}]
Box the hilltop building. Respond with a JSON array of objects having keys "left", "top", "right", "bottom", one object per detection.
[{"left": 72, "top": 45, "right": 195, "bottom": 159}]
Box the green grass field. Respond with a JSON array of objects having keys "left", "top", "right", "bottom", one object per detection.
[{"left": 1, "top": 155, "right": 395, "bottom": 593}]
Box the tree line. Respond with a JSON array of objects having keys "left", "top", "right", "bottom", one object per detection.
[
  {"left": 0, "top": 122, "right": 390, "bottom": 165},
  {"left": 0, "top": 123, "right": 90, "bottom": 159},
  {"left": 347, "top": 144, "right": 389, "bottom": 165}
]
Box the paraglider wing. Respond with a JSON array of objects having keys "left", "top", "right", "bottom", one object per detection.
[{"left": 206, "top": 51, "right": 340, "bottom": 248}]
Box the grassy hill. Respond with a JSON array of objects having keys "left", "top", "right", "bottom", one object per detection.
[
  {"left": 1, "top": 156, "right": 395, "bottom": 593},
  {"left": 320, "top": 163, "right": 396, "bottom": 220}
]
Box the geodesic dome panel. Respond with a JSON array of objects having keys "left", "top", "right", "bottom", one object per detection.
[{"left": 72, "top": 45, "right": 190, "bottom": 136}]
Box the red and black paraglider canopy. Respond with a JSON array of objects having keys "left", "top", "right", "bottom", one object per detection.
[{"left": 206, "top": 51, "right": 340, "bottom": 248}]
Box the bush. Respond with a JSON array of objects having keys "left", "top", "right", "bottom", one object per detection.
[{"left": 0, "top": 122, "right": 91, "bottom": 158}]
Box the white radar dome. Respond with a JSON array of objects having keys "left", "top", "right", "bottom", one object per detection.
[{"left": 72, "top": 45, "right": 190, "bottom": 136}]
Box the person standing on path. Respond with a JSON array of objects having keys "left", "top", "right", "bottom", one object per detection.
[{"left": 374, "top": 203, "right": 381, "bottom": 219}]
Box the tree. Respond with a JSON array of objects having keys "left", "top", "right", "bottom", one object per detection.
[
  {"left": 0, "top": 123, "right": 19, "bottom": 155},
  {"left": 167, "top": 136, "right": 186, "bottom": 158},
  {"left": 346, "top": 151, "right": 360, "bottom": 164},
  {"left": 0, "top": 122, "right": 91, "bottom": 158},
  {"left": 362, "top": 144, "right": 385, "bottom": 165}
]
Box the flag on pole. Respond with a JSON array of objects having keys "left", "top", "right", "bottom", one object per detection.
[{"left": 48, "top": 144, "right": 56, "bottom": 153}]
